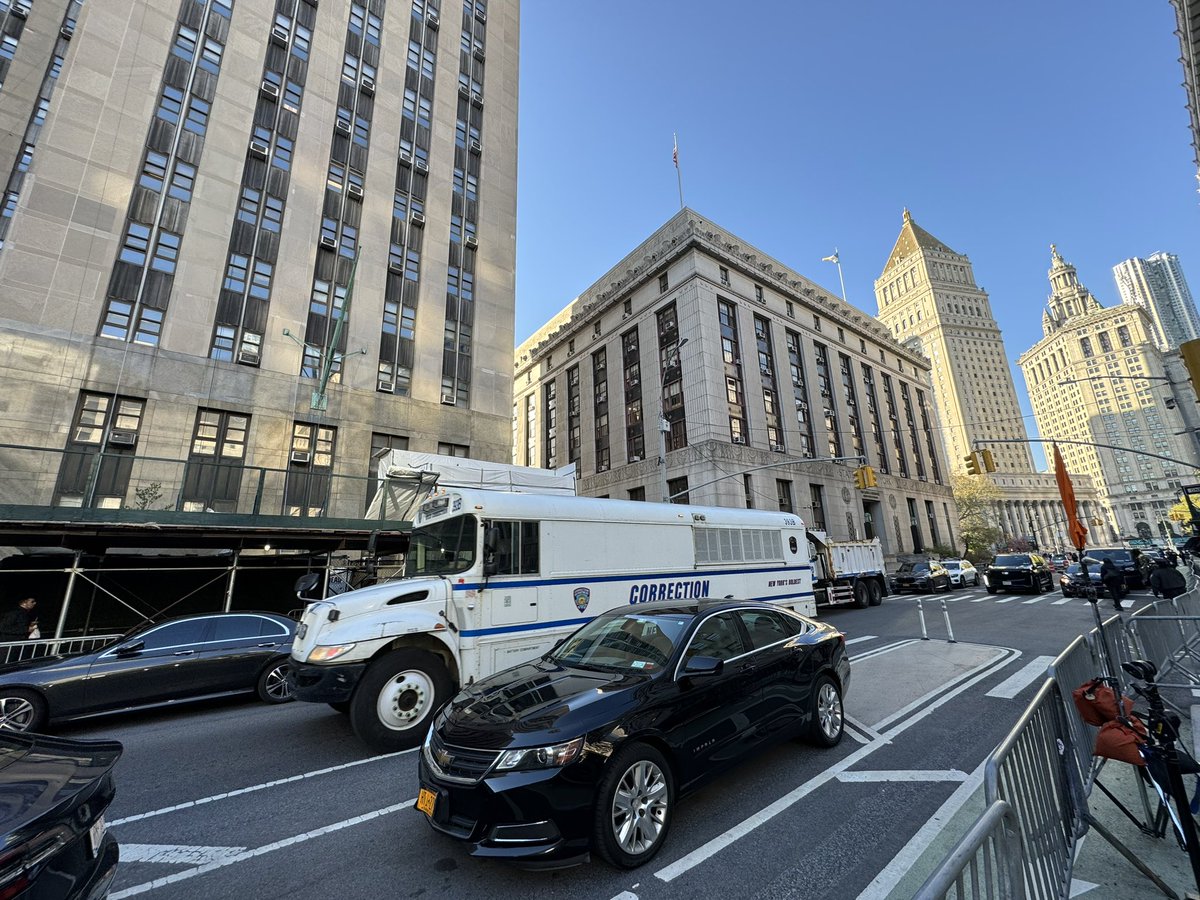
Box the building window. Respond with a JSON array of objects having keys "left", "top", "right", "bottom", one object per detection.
[
  {"left": 54, "top": 392, "right": 146, "bottom": 508},
  {"left": 719, "top": 266, "right": 730, "bottom": 286},
  {"left": 813, "top": 343, "right": 841, "bottom": 458},
  {"left": 743, "top": 474, "right": 754, "bottom": 509},
  {"left": 719, "top": 299, "right": 748, "bottom": 444},
  {"left": 777, "top": 479, "right": 794, "bottom": 513},
  {"left": 839, "top": 353, "right": 865, "bottom": 461},
  {"left": 628, "top": 486, "right": 645, "bottom": 502},
  {"left": 658, "top": 272, "right": 668, "bottom": 293},
  {"left": 916, "top": 389, "right": 941, "bottom": 484},
  {"left": 861, "top": 364, "right": 889, "bottom": 474},
  {"left": 182, "top": 409, "right": 249, "bottom": 513},
  {"left": 543, "top": 380, "right": 557, "bottom": 468},
  {"left": 438, "top": 442, "right": 469, "bottom": 458},
  {"left": 593, "top": 348, "right": 609, "bottom": 472},
  {"left": 926, "top": 500, "right": 940, "bottom": 546},
  {"left": 622, "top": 328, "right": 645, "bottom": 462},
  {"left": 900, "top": 382, "right": 926, "bottom": 479},
  {"left": 567, "top": 365, "right": 581, "bottom": 468},
  {"left": 755, "top": 285, "right": 764, "bottom": 303},
  {"left": 368, "top": 432, "right": 409, "bottom": 508},
  {"left": 667, "top": 477, "right": 689, "bottom": 504},
  {"left": 810, "top": 484, "right": 826, "bottom": 531},
  {"left": 524, "top": 393, "right": 536, "bottom": 467},
  {"left": 908, "top": 497, "right": 923, "bottom": 552},
  {"left": 786, "top": 331, "right": 815, "bottom": 458},
  {"left": 1080, "top": 337, "right": 1093, "bottom": 358}
]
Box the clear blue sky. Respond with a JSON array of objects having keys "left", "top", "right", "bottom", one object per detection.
[{"left": 515, "top": 1, "right": 1198, "bottom": 471}]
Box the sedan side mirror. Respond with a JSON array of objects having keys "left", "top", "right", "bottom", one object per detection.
[
  {"left": 681, "top": 656, "right": 723, "bottom": 678},
  {"left": 115, "top": 640, "right": 145, "bottom": 656}
]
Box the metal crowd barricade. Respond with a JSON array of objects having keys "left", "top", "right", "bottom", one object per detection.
[
  {"left": 913, "top": 801, "right": 1025, "bottom": 900},
  {"left": 1046, "top": 636, "right": 1102, "bottom": 792},
  {"left": 984, "top": 678, "right": 1083, "bottom": 900},
  {"left": 0, "top": 634, "right": 122, "bottom": 664}
]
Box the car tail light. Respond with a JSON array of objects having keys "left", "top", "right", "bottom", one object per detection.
[{"left": 0, "top": 826, "right": 72, "bottom": 899}]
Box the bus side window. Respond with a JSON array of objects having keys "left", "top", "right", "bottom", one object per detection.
[
  {"left": 520, "top": 521, "right": 539, "bottom": 574},
  {"left": 489, "top": 521, "right": 539, "bottom": 575},
  {"left": 492, "top": 522, "right": 516, "bottom": 575}
]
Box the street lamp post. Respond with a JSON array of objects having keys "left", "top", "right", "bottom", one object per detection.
[{"left": 659, "top": 338, "right": 688, "bottom": 503}]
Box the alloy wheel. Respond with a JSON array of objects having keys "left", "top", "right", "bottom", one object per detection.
[
  {"left": 0, "top": 696, "right": 35, "bottom": 732},
  {"left": 264, "top": 663, "right": 293, "bottom": 702},
  {"left": 817, "top": 682, "right": 842, "bottom": 741},
  {"left": 611, "top": 760, "right": 669, "bottom": 855}
]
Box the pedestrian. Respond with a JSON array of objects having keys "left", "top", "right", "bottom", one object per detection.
[
  {"left": 1099, "top": 559, "right": 1126, "bottom": 610},
  {"left": 1150, "top": 558, "right": 1187, "bottom": 600},
  {"left": 0, "top": 597, "right": 37, "bottom": 642}
]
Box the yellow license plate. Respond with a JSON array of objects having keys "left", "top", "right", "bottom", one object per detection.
[{"left": 417, "top": 787, "right": 437, "bottom": 817}]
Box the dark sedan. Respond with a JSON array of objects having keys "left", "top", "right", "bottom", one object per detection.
[
  {"left": 1086, "top": 547, "right": 1153, "bottom": 588},
  {"left": 0, "top": 612, "right": 295, "bottom": 733},
  {"left": 416, "top": 599, "right": 849, "bottom": 868},
  {"left": 1058, "top": 563, "right": 1110, "bottom": 598},
  {"left": 985, "top": 553, "right": 1054, "bottom": 594},
  {"left": 891, "top": 559, "right": 951, "bottom": 594},
  {"left": 0, "top": 732, "right": 121, "bottom": 899}
]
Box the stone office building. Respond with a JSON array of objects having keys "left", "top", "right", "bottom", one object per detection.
[
  {"left": 514, "top": 209, "right": 958, "bottom": 560},
  {"left": 0, "top": 0, "right": 518, "bottom": 517}
]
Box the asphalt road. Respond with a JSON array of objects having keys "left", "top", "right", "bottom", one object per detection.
[{"left": 55, "top": 581, "right": 1155, "bottom": 900}]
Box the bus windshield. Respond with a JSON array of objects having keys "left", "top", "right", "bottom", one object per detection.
[{"left": 404, "top": 515, "right": 479, "bottom": 576}]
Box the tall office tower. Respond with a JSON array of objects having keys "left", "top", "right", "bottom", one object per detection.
[
  {"left": 1113, "top": 252, "right": 1200, "bottom": 349},
  {"left": 873, "top": 210, "right": 1035, "bottom": 474},
  {"left": 1020, "top": 246, "right": 1198, "bottom": 541},
  {"left": 0, "top": 0, "right": 517, "bottom": 516}
]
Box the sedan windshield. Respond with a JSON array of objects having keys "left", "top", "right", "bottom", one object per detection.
[
  {"left": 898, "top": 562, "right": 930, "bottom": 573},
  {"left": 992, "top": 555, "right": 1029, "bottom": 567},
  {"left": 550, "top": 613, "right": 692, "bottom": 673},
  {"left": 404, "top": 515, "right": 478, "bottom": 576}
]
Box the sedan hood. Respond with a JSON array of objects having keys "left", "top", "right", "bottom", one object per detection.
[
  {"left": 439, "top": 661, "right": 648, "bottom": 749},
  {"left": 0, "top": 733, "right": 122, "bottom": 834}
]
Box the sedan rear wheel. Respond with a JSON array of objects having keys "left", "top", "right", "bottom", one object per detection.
[
  {"left": 808, "top": 675, "right": 844, "bottom": 748},
  {"left": 0, "top": 689, "right": 45, "bottom": 733},
  {"left": 594, "top": 742, "right": 674, "bottom": 869}
]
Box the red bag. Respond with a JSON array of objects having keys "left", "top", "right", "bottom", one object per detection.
[
  {"left": 1094, "top": 716, "right": 1148, "bottom": 766},
  {"left": 1072, "top": 678, "right": 1133, "bottom": 726}
]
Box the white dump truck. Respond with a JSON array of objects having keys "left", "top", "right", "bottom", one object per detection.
[
  {"left": 289, "top": 488, "right": 818, "bottom": 751},
  {"left": 808, "top": 532, "right": 889, "bottom": 608}
]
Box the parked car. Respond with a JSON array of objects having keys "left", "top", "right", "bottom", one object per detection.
[
  {"left": 984, "top": 553, "right": 1054, "bottom": 594},
  {"left": 0, "top": 732, "right": 120, "bottom": 899},
  {"left": 891, "top": 559, "right": 952, "bottom": 594},
  {"left": 1086, "top": 547, "right": 1154, "bottom": 589},
  {"left": 417, "top": 599, "right": 849, "bottom": 868},
  {"left": 0, "top": 612, "right": 295, "bottom": 733},
  {"left": 942, "top": 559, "right": 979, "bottom": 587},
  {"left": 1058, "top": 562, "right": 1109, "bottom": 598}
]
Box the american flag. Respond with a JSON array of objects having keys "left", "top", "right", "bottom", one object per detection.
[{"left": 672, "top": 135, "right": 678, "bottom": 168}]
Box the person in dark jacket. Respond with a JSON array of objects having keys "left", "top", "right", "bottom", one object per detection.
[
  {"left": 1150, "top": 558, "right": 1187, "bottom": 600},
  {"left": 1099, "top": 559, "right": 1126, "bottom": 610},
  {"left": 0, "top": 597, "right": 37, "bottom": 642}
]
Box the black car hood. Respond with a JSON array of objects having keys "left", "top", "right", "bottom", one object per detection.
[
  {"left": 439, "top": 660, "right": 649, "bottom": 749},
  {"left": 0, "top": 733, "right": 122, "bottom": 835}
]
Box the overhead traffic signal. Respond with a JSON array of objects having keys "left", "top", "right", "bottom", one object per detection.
[
  {"left": 980, "top": 448, "right": 996, "bottom": 473},
  {"left": 853, "top": 465, "right": 877, "bottom": 489},
  {"left": 964, "top": 451, "right": 981, "bottom": 476}
]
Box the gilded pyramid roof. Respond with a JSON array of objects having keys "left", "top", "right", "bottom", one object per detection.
[{"left": 881, "top": 209, "right": 959, "bottom": 274}]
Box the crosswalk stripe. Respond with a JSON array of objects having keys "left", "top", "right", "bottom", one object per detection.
[
  {"left": 996, "top": 597, "right": 1017, "bottom": 604},
  {"left": 1052, "top": 596, "right": 1073, "bottom": 605},
  {"left": 1022, "top": 596, "right": 1046, "bottom": 604}
]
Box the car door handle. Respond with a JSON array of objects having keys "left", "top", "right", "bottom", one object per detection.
[
  {"left": 257, "top": 642, "right": 277, "bottom": 647},
  {"left": 173, "top": 650, "right": 196, "bottom": 656}
]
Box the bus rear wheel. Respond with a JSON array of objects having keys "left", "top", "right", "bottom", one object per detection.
[
  {"left": 852, "top": 581, "right": 870, "bottom": 608},
  {"left": 867, "top": 581, "right": 883, "bottom": 606}
]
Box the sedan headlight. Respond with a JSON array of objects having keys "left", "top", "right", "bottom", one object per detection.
[
  {"left": 307, "top": 643, "right": 356, "bottom": 662},
  {"left": 494, "top": 737, "right": 584, "bottom": 772}
]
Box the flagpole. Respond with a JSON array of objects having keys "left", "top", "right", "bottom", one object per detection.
[
  {"left": 673, "top": 133, "right": 684, "bottom": 210},
  {"left": 822, "top": 249, "right": 846, "bottom": 302}
]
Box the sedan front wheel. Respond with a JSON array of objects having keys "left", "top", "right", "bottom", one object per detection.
[
  {"left": 257, "top": 659, "right": 295, "bottom": 704},
  {"left": 594, "top": 742, "right": 674, "bottom": 869},
  {"left": 0, "top": 689, "right": 45, "bottom": 733},
  {"left": 808, "top": 675, "right": 844, "bottom": 748}
]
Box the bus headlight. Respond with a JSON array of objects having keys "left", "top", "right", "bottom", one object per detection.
[{"left": 307, "top": 643, "right": 356, "bottom": 662}]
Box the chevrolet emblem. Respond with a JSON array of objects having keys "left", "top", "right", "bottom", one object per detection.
[{"left": 434, "top": 748, "right": 453, "bottom": 769}]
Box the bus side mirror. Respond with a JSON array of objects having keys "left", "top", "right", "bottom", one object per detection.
[
  {"left": 484, "top": 559, "right": 499, "bottom": 576},
  {"left": 294, "top": 573, "right": 321, "bottom": 599},
  {"left": 484, "top": 526, "right": 500, "bottom": 554}
]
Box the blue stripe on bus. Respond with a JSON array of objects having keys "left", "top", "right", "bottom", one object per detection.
[
  {"left": 450, "top": 564, "right": 813, "bottom": 592},
  {"left": 458, "top": 592, "right": 818, "bottom": 638}
]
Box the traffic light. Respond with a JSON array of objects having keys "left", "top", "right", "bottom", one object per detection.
[
  {"left": 980, "top": 448, "right": 996, "bottom": 473},
  {"left": 852, "top": 465, "right": 877, "bottom": 489},
  {"left": 964, "top": 452, "right": 981, "bottom": 476},
  {"left": 1182, "top": 339, "right": 1200, "bottom": 402}
]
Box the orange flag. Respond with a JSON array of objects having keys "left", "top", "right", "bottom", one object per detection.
[{"left": 1053, "top": 444, "right": 1089, "bottom": 551}]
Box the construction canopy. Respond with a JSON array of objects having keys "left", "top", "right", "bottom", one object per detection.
[{"left": 364, "top": 451, "right": 577, "bottom": 523}]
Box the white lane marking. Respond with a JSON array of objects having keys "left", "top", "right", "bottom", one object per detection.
[
  {"left": 855, "top": 760, "right": 985, "bottom": 899},
  {"left": 1069, "top": 878, "right": 1099, "bottom": 897},
  {"left": 995, "top": 596, "right": 1017, "bottom": 604},
  {"left": 844, "top": 635, "right": 878, "bottom": 645},
  {"left": 872, "top": 647, "right": 1021, "bottom": 734},
  {"left": 120, "top": 845, "right": 247, "bottom": 865},
  {"left": 653, "top": 647, "right": 1020, "bottom": 883},
  {"left": 986, "top": 656, "right": 1054, "bottom": 699},
  {"left": 1021, "top": 596, "right": 1046, "bottom": 604},
  {"left": 850, "top": 639, "right": 919, "bottom": 662},
  {"left": 971, "top": 595, "right": 989, "bottom": 602},
  {"left": 837, "top": 770, "right": 968, "bottom": 783},
  {"left": 844, "top": 714, "right": 884, "bottom": 744},
  {"left": 609, "top": 893, "right": 639, "bottom": 900},
  {"left": 1052, "top": 596, "right": 1073, "bottom": 605},
  {"left": 110, "top": 800, "right": 413, "bottom": 898},
  {"left": 109, "top": 749, "right": 416, "bottom": 826}
]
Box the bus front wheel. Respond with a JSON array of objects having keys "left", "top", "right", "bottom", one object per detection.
[{"left": 350, "top": 649, "right": 453, "bottom": 752}]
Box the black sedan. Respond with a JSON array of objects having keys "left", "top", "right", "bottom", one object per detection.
[
  {"left": 416, "top": 599, "right": 850, "bottom": 868},
  {"left": 1058, "top": 563, "right": 1110, "bottom": 598},
  {"left": 0, "top": 612, "right": 295, "bottom": 733},
  {"left": 0, "top": 732, "right": 121, "bottom": 899}
]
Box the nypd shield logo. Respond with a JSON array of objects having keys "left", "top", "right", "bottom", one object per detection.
[{"left": 573, "top": 587, "right": 591, "bottom": 613}]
